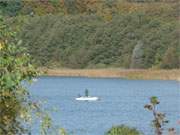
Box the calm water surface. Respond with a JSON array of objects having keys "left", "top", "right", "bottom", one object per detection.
[{"left": 28, "top": 76, "right": 180, "bottom": 135}]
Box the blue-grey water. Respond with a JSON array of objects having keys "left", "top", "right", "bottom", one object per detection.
[{"left": 28, "top": 76, "right": 180, "bottom": 135}]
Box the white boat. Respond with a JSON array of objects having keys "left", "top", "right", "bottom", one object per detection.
[
  {"left": 76, "top": 89, "right": 99, "bottom": 101},
  {"left": 75, "top": 96, "right": 99, "bottom": 101}
]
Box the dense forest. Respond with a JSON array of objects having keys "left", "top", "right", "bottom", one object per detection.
[{"left": 1, "top": 0, "right": 179, "bottom": 69}]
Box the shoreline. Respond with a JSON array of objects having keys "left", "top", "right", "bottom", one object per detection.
[{"left": 41, "top": 68, "right": 180, "bottom": 81}]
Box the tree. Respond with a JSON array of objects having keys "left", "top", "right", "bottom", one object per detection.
[
  {"left": 161, "top": 47, "right": 180, "bottom": 69},
  {"left": 0, "top": 16, "right": 60, "bottom": 135},
  {"left": 0, "top": 0, "right": 22, "bottom": 16}
]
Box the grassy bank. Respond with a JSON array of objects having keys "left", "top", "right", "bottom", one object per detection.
[{"left": 41, "top": 68, "right": 180, "bottom": 80}]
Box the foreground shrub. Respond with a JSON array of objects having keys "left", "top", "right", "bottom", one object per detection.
[
  {"left": 0, "top": 16, "right": 64, "bottom": 135},
  {"left": 105, "top": 125, "right": 142, "bottom": 135}
]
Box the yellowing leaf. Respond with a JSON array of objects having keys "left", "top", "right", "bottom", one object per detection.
[{"left": 0, "top": 42, "right": 4, "bottom": 50}]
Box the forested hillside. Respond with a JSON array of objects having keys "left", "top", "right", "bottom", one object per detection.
[{"left": 1, "top": 0, "right": 179, "bottom": 69}]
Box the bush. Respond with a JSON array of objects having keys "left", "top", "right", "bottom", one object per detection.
[
  {"left": 105, "top": 125, "right": 142, "bottom": 135},
  {"left": 0, "top": 15, "right": 63, "bottom": 135}
]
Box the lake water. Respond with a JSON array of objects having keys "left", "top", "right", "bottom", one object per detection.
[{"left": 28, "top": 76, "right": 180, "bottom": 135}]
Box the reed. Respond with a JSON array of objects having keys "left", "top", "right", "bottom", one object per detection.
[{"left": 41, "top": 68, "right": 180, "bottom": 81}]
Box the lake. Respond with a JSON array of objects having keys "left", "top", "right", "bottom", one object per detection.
[{"left": 28, "top": 76, "right": 180, "bottom": 135}]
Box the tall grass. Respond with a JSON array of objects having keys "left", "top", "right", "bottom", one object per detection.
[{"left": 42, "top": 68, "right": 180, "bottom": 80}]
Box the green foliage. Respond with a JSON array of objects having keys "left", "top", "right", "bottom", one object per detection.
[
  {"left": 0, "top": 15, "right": 37, "bottom": 134},
  {"left": 0, "top": 16, "right": 63, "bottom": 135},
  {"left": 144, "top": 96, "right": 169, "bottom": 135},
  {"left": 0, "top": 1, "right": 22, "bottom": 16},
  {"left": 20, "top": 8, "right": 179, "bottom": 69},
  {"left": 161, "top": 47, "right": 180, "bottom": 69},
  {"left": 105, "top": 125, "right": 142, "bottom": 135},
  {"left": 1, "top": 0, "right": 179, "bottom": 69},
  {"left": 59, "top": 128, "right": 68, "bottom": 135}
]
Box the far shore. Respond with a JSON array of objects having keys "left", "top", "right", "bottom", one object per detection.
[{"left": 40, "top": 68, "right": 180, "bottom": 81}]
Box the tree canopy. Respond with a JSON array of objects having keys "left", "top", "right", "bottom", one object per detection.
[{"left": 1, "top": 0, "right": 179, "bottom": 69}]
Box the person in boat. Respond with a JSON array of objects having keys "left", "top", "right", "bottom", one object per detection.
[
  {"left": 85, "top": 89, "right": 89, "bottom": 97},
  {"left": 78, "top": 94, "right": 81, "bottom": 97}
]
